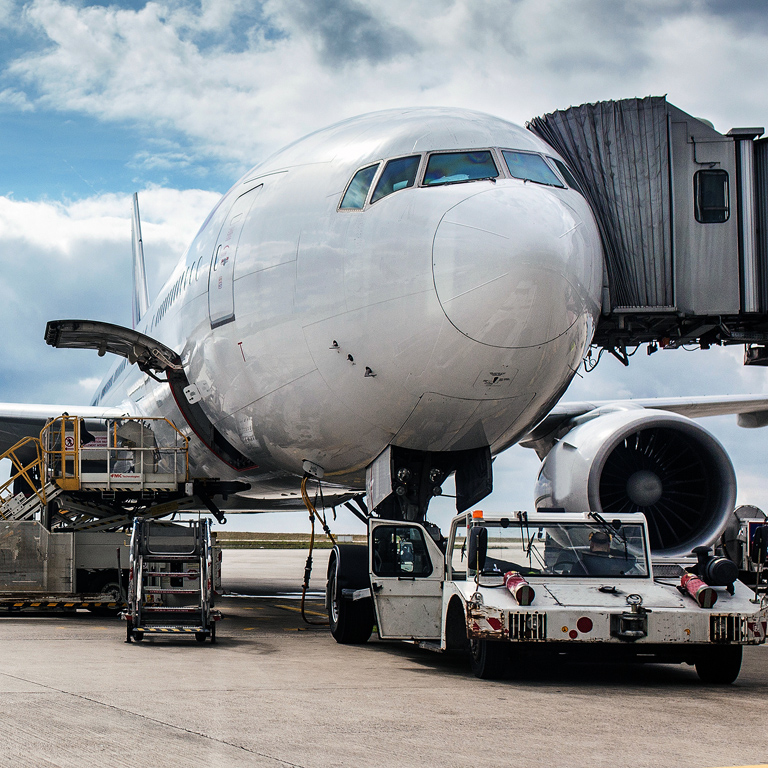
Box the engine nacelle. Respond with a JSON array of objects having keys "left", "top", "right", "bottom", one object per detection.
[{"left": 534, "top": 407, "right": 736, "bottom": 559}]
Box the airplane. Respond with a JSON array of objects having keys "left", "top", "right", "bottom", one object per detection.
[{"left": 3, "top": 106, "right": 768, "bottom": 563}]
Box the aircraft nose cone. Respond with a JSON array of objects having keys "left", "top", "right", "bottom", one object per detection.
[{"left": 432, "top": 185, "right": 598, "bottom": 348}]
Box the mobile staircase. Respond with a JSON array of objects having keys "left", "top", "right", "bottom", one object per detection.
[{"left": 123, "top": 517, "right": 219, "bottom": 643}]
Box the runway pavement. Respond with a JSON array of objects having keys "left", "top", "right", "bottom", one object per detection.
[{"left": 0, "top": 549, "right": 765, "bottom": 768}]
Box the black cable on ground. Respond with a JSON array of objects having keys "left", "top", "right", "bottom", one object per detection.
[{"left": 299, "top": 476, "right": 336, "bottom": 625}]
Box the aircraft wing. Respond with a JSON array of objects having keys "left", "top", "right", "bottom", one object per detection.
[
  {"left": 521, "top": 394, "right": 768, "bottom": 457},
  {"left": 0, "top": 403, "right": 125, "bottom": 456},
  {"left": 550, "top": 394, "right": 768, "bottom": 421}
]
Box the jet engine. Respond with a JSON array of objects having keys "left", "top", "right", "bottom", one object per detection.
[{"left": 534, "top": 407, "right": 736, "bottom": 559}]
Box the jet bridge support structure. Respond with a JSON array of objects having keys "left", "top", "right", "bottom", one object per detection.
[{"left": 528, "top": 97, "right": 768, "bottom": 364}]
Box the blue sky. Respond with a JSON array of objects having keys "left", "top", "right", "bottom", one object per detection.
[{"left": 2, "top": 0, "right": 768, "bottom": 532}]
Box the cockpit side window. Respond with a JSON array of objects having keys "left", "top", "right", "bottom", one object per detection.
[
  {"left": 423, "top": 151, "right": 499, "bottom": 186},
  {"left": 339, "top": 163, "right": 379, "bottom": 209},
  {"left": 371, "top": 155, "right": 420, "bottom": 204},
  {"left": 551, "top": 158, "right": 585, "bottom": 196},
  {"left": 502, "top": 150, "right": 564, "bottom": 187}
]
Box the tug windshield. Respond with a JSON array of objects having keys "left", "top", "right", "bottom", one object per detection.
[{"left": 453, "top": 519, "right": 649, "bottom": 578}]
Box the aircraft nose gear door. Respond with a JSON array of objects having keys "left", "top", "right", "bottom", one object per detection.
[
  {"left": 208, "top": 185, "right": 263, "bottom": 329},
  {"left": 369, "top": 520, "right": 444, "bottom": 640}
]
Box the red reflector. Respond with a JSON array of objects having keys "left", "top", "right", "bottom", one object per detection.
[
  {"left": 569, "top": 629, "right": 578, "bottom": 639},
  {"left": 577, "top": 616, "right": 593, "bottom": 633}
]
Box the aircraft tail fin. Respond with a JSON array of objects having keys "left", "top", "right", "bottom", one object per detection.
[{"left": 131, "top": 192, "right": 150, "bottom": 329}]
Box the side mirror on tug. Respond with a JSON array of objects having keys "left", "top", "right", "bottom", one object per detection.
[{"left": 468, "top": 526, "right": 487, "bottom": 572}]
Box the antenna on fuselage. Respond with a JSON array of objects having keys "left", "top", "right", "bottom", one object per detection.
[{"left": 131, "top": 192, "right": 150, "bottom": 329}]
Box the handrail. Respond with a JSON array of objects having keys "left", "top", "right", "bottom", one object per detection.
[{"left": 0, "top": 436, "right": 47, "bottom": 517}]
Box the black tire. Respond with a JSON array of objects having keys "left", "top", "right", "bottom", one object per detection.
[
  {"left": 88, "top": 579, "right": 124, "bottom": 617},
  {"left": 132, "top": 630, "right": 144, "bottom": 643},
  {"left": 469, "top": 638, "right": 508, "bottom": 680},
  {"left": 327, "top": 555, "right": 374, "bottom": 644},
  {"left": 445, "top": 599, "right": 470, "bottom": 652},
  {"left": 695, "top": 645, "right": 743, "bottom": 684},
  {"left": 210, "top": 623, "right": 217, "bottom": 644},
  {"left": 195, "top": 632, "right": 206, "bottom": 643}
]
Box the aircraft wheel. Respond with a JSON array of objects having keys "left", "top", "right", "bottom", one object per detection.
[
  {"left": 695, "top": 645, "right": 743, "bottom": 684},
  {"left": 327, "top": 554, "right": 373, "bottom": 645},
  {"left": 469, "top": 638, "right": 508, "bottom": 680}
]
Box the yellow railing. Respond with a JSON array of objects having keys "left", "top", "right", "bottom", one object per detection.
[
  {"left": 40, "top": 414, "right": 81, "bottom": 491},
  {"left": 40, "top": 415, "right": 189, "bottom": 490},
  {"left": 0, "top": 415, "right": 190, "bottom": 515},
  {"left": 0, "top": 436, "right": 47, "bottom": 518}
]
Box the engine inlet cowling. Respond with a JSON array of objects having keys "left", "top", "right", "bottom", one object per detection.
[{"left": 534, "top": 408, "right": 736, "bottom": 559}]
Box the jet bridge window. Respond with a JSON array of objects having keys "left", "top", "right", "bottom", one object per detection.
[
  {"left": 694, "top": 169, "right": 730, "bottom": 223},
  {"left": 372, "top": 525, "right": 433, "bottom": 578},
  {"left": 502, "top": 150, "right": 564, "bottom": 188},
  {"left": 371, "top": 155, "right": 420, "bottom": 203},
  {"left": 339, "top": 163, "right": 379, "bottom": 210},
  {"left": 423, "top": 151, "right": 499, "bottom": 186}
]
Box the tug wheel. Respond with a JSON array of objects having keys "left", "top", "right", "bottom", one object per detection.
[
  {"left": 469, "top": 638, "right": 508, "bottom": 680},
  {"left": 327, "top": 552, "right": 374, "bottom": 645},
  {"left": 695, "top": 645, "right": 742, "bottom": 684}
]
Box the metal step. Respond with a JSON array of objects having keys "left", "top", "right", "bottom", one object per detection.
[
  {"left": 142, "top": 554, "right": 199, "bottom": 561},
  {"left": 134, "top": 626, "right": 207, "bottom": 633},
  {"left": 141, "top": 569, "right": 200, "bottom": 576},
  {"left": 141, "top": 605, "right": 201, "bottom": 613},
  {"left": 4, "top": 482, "right": 62, "bottom": 521},
  {"left": 143, "top": 588, "right": 200, "bottom": 594}
]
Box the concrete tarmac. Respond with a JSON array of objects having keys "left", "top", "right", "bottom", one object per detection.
[{"left": 0, "top": 549, "right": 766, "bottom": 768}]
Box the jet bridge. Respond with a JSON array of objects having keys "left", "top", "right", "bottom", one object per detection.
[{"left": 528, "top": 97, "right": 768, "bottom": 364}]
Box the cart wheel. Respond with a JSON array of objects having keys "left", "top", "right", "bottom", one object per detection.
[
  {"left": 210, "top": 623, "right": 217, "bottom": 644},
  {"left": 195, "top": 632, "right": 207, "bottom": 643},
  {"left": 133, "top": 630, "right": 144, "bottom": 643}
]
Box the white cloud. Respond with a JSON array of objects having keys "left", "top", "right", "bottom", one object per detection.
[
  {"left": 0, "top": 87, "right": 33, "bottom": 111},
  {"left": 6, "top": 0, "right": 767, "bottom": 168},
  {"left": 0, "top": 187, "right": 219, "bottom": 404}
]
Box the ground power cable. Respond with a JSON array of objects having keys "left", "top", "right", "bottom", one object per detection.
[{"left": 299, "top": 475, "right": 336, "bottom": 625}]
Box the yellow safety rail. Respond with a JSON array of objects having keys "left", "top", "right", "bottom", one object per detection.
[
  {"left": 40, "top": 415, "right": 81, "bottom": 491},
  {"left": 0, "top": 415, "right": 190, "bottom": 516},
  {"left": 40, "top": 415, "right": 189, "bottom": 491},
  {"left": 0, "top": 435, "right": 47, "bottom": 518}
]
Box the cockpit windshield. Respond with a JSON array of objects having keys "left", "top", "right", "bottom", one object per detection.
[
  {"left": 452, "top": 519, "right": 649, "bottom": 578},
  {"left": 423, "top": 151, "right": 499, "bottom": 186},
  {"left": 371, "top": 155, "right": 420, "bottom": 203},
  {"left": 340, "top": 163, "right": 379, "bottom": 209},
  {"left": 502, "top": 150, "right": 564, "bottom": 187}
]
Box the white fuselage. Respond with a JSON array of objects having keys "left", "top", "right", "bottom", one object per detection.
[{"left": 93, "top": 108, "right": 604, "bottom": 497}]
